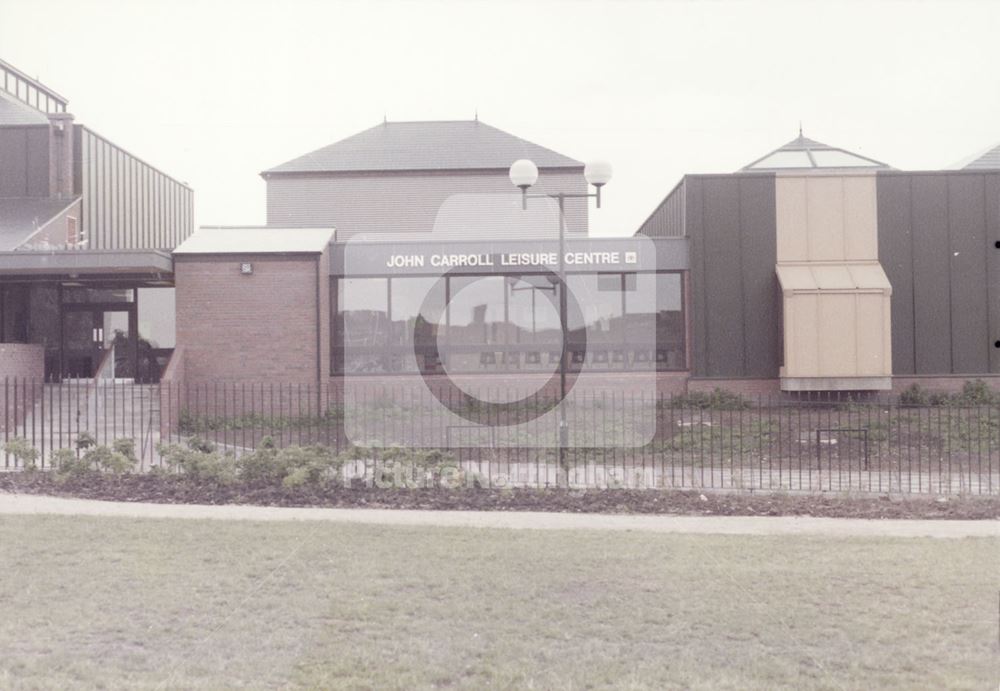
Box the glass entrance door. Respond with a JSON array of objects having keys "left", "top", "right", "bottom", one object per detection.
[
  {"left": 61, "top": 308, "right": 136, "bottom": 379},
  {"left": 62, "top": 310, "right": 100, "bottom": 379}
]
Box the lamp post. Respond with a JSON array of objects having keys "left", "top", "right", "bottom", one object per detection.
[{"left": 509, "top": 158, "right": 613, "bottom": 478}]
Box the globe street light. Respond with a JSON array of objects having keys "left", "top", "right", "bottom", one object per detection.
[{"left": 509, "top": 158, "right": 612, "bottom": 472}]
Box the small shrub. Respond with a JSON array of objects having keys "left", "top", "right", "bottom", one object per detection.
[
  {"left": 900, "top": 379, "right": 998, "bottom": 407},
  {"left": 75, "top": 432, "right": 97, "bottom": 450},
  {"left": 363, "top": 446, "right": 457, "bottom": 487},
  {"left": 236, "top": 439, "right": 342, "bottom": 488},
  {"left": 899, "top": 384, "right": 929, "bottom": 407},
  {"left": 235, "top": 436, "right": 282, "bottom": 485},
  {"left": 2, "top": 437, "right": 39, "bottom": 470},
  {"left": 952, "top": 379, "right": 998, "bottom": 406},
  {"left": 186, "top": 436, "right": 216, "bottom": 454},
  {"left": 665, "top": 388, "right": 752, "bottom": 410},
  {"left": 52, "top": 448, "right": 92, "bottom": 478},
  {"left": 112, "top": 438, "right": 137, "bottom": 461},
  {"left": 275, "top": 445, "right": 341, "bottom": 489},
  {"left": 82, "top": 445, "right": 135, "bottom": 475},
  {"left": 157, "top": 438, "right": 237, "bottom": 484}
]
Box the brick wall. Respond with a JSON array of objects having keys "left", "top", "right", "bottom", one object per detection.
[
  {"left": 0, "top": 344, "right": 44, "bottom": 434},
  {"left": 175, "top": 251, "right": 329, "bottom": 383},
  {"left": 0, "top": 344, "right": 44, "bottom": 380}
]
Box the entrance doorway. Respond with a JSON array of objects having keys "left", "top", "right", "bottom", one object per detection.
[{"left": 61, "top": 307, "right": 137, "bottom": 379}]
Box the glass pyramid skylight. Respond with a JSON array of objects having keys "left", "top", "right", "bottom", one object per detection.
[{"left": 742, "top": 131, "right": 890, "bottom": 171}]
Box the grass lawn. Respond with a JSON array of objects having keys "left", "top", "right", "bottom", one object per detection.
[{"left": 0, "top": 516, "right": 997, "bottom": 690}]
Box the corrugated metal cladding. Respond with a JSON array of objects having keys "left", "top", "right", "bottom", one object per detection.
[
  {"left": 0, "top": 126, "right": 49, "bottom": 197},
  {"left": 265, "top": 169, "right": 588, "bottom": 239},
  {"left": 684, "top": 174, "right": 779, "bottom": 378},
  {"left": 75, "top": 126, "right": 193, "bottom": 250},
  {"left": 877, "top": 171, "right": 1000, "bottom": 375},
  {"left": 636, "top": 180, "right": 686, "bottom": 238}
]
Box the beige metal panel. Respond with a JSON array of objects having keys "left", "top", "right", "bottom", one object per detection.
[
  {"left": 775, "top": 173, "right": 889, "bottom": 389},
  {"left": 781, "top": 290, "right": 892, "bottom": 380},
  {"left": 817, "top": 293, "right": 856, "bottom": 376},
  {"left": 786, "top": 293, "right": 820, "bottom": 376},
  {"left": 804, "top": 176, "right": 846, "bottom": 261},
  {"left": 811, "top": 264, "right": 855, "bottom": 290},
  {"left": 775, "top": 176, "right": 808, "bottom": 261},
  {"left": 776, "top": 174, "right": 879, "bottom": 263},
  {"left": 846, "top": 263, "right": 892, "bottom": 292},
  {"left": 843, "top": 175, "right": 878, "bottom": 260},
  {"left": 855, "top": 294, "right": 888, "bottom": 376},
  {"left": 776, "top": 263, "right": 814, "bottom": 292}
]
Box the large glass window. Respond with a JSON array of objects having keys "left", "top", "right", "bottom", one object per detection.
[
  {"left": 506, "top": 276, "right": 561, "bottom": 345},
  {"left": 338, "top": 278, "right": 389, "bottom": 373},
  {"left": 137, "top": 288, "right": 175, "bottom": 349},
  {"left": 390, "top": 277, "right": 445, "bottom": 373},
  {"left": 334, "top": 271, "right": 686, "bottom": 374}
]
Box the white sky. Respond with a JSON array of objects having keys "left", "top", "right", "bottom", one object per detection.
[{"left": 2, "top": 0, "right": 998, "bottom": 237}]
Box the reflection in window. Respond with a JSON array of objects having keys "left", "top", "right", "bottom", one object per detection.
[
  {"left": 333, "top": 272, "right": 687, "bottom": 374},
  {"left": 339, "top": 278, "right": 388, "bottom": 373},
  {"left": 447, "top": 277, "right": 505, "bottom": 345},
  {"left": 391, "top": 277, "right": 445, "bottom": 373},
  {"left": 505, "top": 276, "right": 560, "bottom": 345},
  {"left": 137, "top": 288, "right": 175, "bottom": 348},
  {"left": 62, "top": 287, "right": 135, "bottom": 303},
  {"left": 567, "top": 274, "right": 622, "bottom": 344}
]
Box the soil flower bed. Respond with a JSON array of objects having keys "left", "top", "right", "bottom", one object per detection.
[{"left": 1, "top": 472, "right": 998, "bottom": 520}]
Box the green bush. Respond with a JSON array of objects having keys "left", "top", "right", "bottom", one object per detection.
[
  {"left": 899, "top": 384, "right": 929, "bottom": 407},
  {"left": 82, "top": 445, "right": 135, "bottom": 475},
  {"left": 665, "top": 388, "right": 753, "bottom": 410},
  {"left": 157, "top": 438, "right": 238, "bottom": 484},
  {"left": 52, "top": 448, "right": 91, "bottom": 478},
  {"left": 1, "top": 437, "right": 39, "bottom": 470},
  {"left": 952, "top": 379, "right": 998, "bottom": 406},
  {"left": 900, "top": 379, "right": 999, "bottom": 407},
  {"left": 75, "top": 432, "right": 97, "bottom": 450},
  {"left": 233, "top": 437, "right": 342, "bottom": 488},
  {"left": 235, "top": 436, "right": 281, "bottom": 485},
  {"left": 360, "top": 446, "right": 458, "bottom": 487}
]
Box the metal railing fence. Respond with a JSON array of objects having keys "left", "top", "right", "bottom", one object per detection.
[{"left": 2, "top": 377, "right": 997, "bottom": 495}]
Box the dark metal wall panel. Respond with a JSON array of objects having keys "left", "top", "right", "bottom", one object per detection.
[
  {"left": 686, "top": 179, "right": 708, "bottom": 375},
  {"left": 685, "top": 174, "right": 779, "bottom": 378},
  {"left": 988, "top": 175, "right": 1000, "bottom": 373},
  {"left": 878, "top": 171, "right": 1000, "bottom": 376},
  {"left": 877, "top": 174, "right": 915, "bottom": 374},
  {"left": 701, "top": 177, "right": 745, "bottom": 375},
  {"left": 910, "top": 175, "right": 952, "bottom": 374},
  {"left": 738, "top": 175, "right": 779, "bottom": 377},
  {"left": 947, "top": 174, "right": 989, "bottom": 373}
]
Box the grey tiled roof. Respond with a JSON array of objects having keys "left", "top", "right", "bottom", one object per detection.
[
  {"left": 0, "top": 197, "right": 76, "bottom": 250},
  {"left": 0, "top": 90, "right": 49, "bottom": 126},
  {"left": 963, "top": 143, "right": 1000, "bottom": 170},
  {"left": 264, "top": 120, "right": 583, "bottom": 175}
]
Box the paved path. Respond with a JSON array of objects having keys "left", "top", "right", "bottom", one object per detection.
[{"left": 1, "top": 492, "right": 997, "bottom": 538}]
